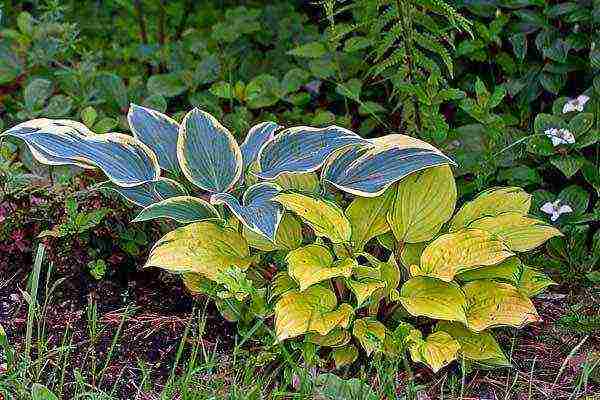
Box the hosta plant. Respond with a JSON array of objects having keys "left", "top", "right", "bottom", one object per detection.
[{"left": 2, "top": 104, "right": 562, "bottom": 373}]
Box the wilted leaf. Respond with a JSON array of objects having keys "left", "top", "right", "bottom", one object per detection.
[
  {"left": 399, "top": 277, "right": 467, "bottom": 323},
  {"left": 286, "top": 244, "right": 354, "bottom": 291}
]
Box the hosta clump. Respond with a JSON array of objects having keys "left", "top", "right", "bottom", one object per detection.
[{"left": 2, "top": 104, "right": 562, "bottom": 373}]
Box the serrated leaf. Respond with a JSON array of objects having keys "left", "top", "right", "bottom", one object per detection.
[
  {"left": 286, "top": 244, "right": 354, "bottom": 291},
  {"left": 274, "top": 193, "right": 351, "bottom": 243},
  {"left": 409, "top": 331, "right": 461, "bottom": 373},
  {"left": 388, "top": 165, "right": 456, "bottom": 243},
  {"left": 436, "top": 321, "right": 509, "bottom": 366},
  {"left": 399, "top": 277, "right": 467, "bottom": 323},
  {"left": 345, "top": 187, "right": 394, "bottom": 251},
  {"left": 132, "top": 196, "right": 219, "bottom": 224}
]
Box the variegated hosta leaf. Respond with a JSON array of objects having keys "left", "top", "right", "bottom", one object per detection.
[
  {"left": 463, "top": 280, "right": 539, "bottom": 332},
  {"left": 332, "top": 344, "right": 359, "bottom": 368},
  {"left": 408, "top": 331, "right": 461, "bottom": 373},
  {"left": 96, "top": 177, "right": 186, "bottom": 207},
  {"left": 345, "top": 187, "right": 394, "bottom": 251},
  {"left": 449, "top": 187, "right": 532, "bottom": 232},
  {"left": 286, "top": 244, "right": 354, "bottom": 291},
  {"left": 414, "top": 229, "right": 514, "bottom": 282},
  {"left": 436, "top": 321, "right": 509, "bottom": 366},
  {"left": 353, "top": 318, "right": 387, "bottom": 355},
  {"left": 306, "top": 328, "right": 351, "bottom": 347},
  {"left": 272, "top": 172, "right": 320, "bottom": 193},
  {"left": 178, "top": 108, "right": 242, "bottom": 193},
  {"left": 321, "top": 134, "right": 455, "bottom": 197},
  {"left": 240, "top": 121, "right": 280, "bottom": 169},
  {"left": 456, "top": 257, "right": 522, "bottom": 285},
  {"left": 145, "top": 221, "right": 254, "bottom": 281},
  {"left": 399, "top": 277, "right": 468, "bottom": 323},
  {"left": 127, "top": 104, "right": 180, "bottom": 174},
  {"left": 388, "top": 165, "right": 457, "bottom": 243},
  {"left": 211, "top": 182, "right": 283, "bottom": 241},
  {"left": 274, "top": 193, "right": 351, "bottom": 243},
  {"left": 518, "top": 266, "right": 556, "bottom": 297},
  {"left": 3, "top": 118, "right": 160, "bottom": 186},
  {"left": 243, "top": 213, "right": 303, "bottom": 251},
  {"left": 347, "top": 279, "right": 386, "bottom": 307},
  {"left": 274, "top": 286, "right": 353, "bottom": 341},
  {"left": 468, "top": 212, "right": 562, "bottom": 252},
  {"left": 256, "top": 125, "right": 366, "bottom": 180},
  {"left": 132, "top": 196, "right": 220, "bottom": 224}
]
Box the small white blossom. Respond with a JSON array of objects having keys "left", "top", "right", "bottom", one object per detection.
[
  {"left": 540, "top": 199, "right": 573, "bottom": 221},
  {"left": 544, "top": 127, "right": 575, "bottom": 146},
  {"left": 563, "top": 95, "right": 590, "bottom": 114}
]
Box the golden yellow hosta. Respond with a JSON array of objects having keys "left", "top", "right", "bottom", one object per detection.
[
  {"left": 353, "top": 318, "right": 387, "bottom": 355},
  {"left": 436, "top": 321, "right": 509, "bottom": 366},
  {"left": 345, "top": 187, "right": 394, "bottom": 250},
  {"left": 449, "top": 187, "right": 531, "bottom": 232},
  {"left": 274, "top": 193, "right": 351, "bottom": 243},
  {"left": 408, "top": 331, "right": 461, "bottom": 373},
  {"left": 518, "top": 266, "right": 557, "bottom": 297},
  {"left": 463, "top": 280, "right": 539, "bottom": 331},
  {"left": 273, "top": 172, "right": 320, "bottom": 193},
  {"left": 388, "top": 165, "right": 457, "bottom": 243},
  {"left": 306, "top": 328, "right": 351, "bottom": 347},
  {"left": 274, "top": 286, "right": 353, "bottom": 341},
  {"left": 456, "top": 257, "right": 522, "bottom": 285},
  {"left": 243, "top": 213, "right": 303, "bottom": 251},
  {"left": 399, "top": 277, "right": 467, "bottom": 323},
  {"left": 286, "top": 244, "right": 355, "bottom": 291},
  {"left": 414, "top": 229, "right": 514, "bottom": 281},
  {"left": 145, "top": 221, "right": 254, "bottom": 281},
  {"left": 468, "top": 212, "right": 562, "bottom": 252},
  {"left": 347, "top": 280, "right": 386, "bottom": 307},
  {"left": 332, "top": 345, "right": 359, "bottom": 368}
]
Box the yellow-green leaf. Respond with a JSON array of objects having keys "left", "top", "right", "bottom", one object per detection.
[
  {"left": 273, "top": 172, "right": 320, "bottom": 193},
  {"left": 468, "top": 213, "right": 562, "bottom": 252},
  {"left": 345, "top": 187, "right": 394, "bottom": 250},
  {"left": 243, "top": 213, "right": 303, "bottom": 251},
  {"left": 274, "top": 286, "right": 354, "bottom": 341},
  {"left": 353, "top": 318, "right": 386, "bottom": 355},
  {"left": 399, "top": 242, "right": 427, "bottom": 270},
  {"left": 456, "top": 257, "right": 522, "bottom": 285},
  {"left": 307, "top": 328, "right": 351, "bottom": 347},
  {"left": 449, "top": 187, "right": 531, "bottom": 232},
  {"left": 436, "top": 321, "right": 509, "bottom": 366},
  {"left": 399, "top": 277, "right": 467, "bottom": 323},
  {"left": 269, "top": 272, "right": 298, "bottom": 302},
  {"left": 274, "top": 193, "right": 351, "bottom": 243},
  {"left": 332, "top": 344, "right": 359, "bottom": 368},
  {"left": 415, "top": 229, "right": 514, "bottom": 282},
  {"left": 518, "top": 266, "right": 556, "bottom": 297},
  {"left": 347, "top": 280, "right": 385, "bottom": 307},
  {"left": 409, "top": 331, "right": 461, "bottom": 373},
  {"left": 145, "top": 221, "right": 253, "bottom": 281},
  {"left": 388, "top": 165, "right": 457, "bottom": 243},
  {"left": 463, "top": 280, "right": 539, "bottom": 331},
  {"left": 286, "top": 244, "right": 355, "bottom": 291}
]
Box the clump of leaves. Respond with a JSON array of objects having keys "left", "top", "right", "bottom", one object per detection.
[{"left": 2, "top": 102, "right": 562, "bottom": 373}]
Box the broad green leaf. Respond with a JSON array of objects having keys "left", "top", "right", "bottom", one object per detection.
[
  {"left": 314, "top": 373, "right": 378, "bottom": 400},
  {"left": 274, "top": 286, "right": 353, "bottom": 341},
  {"left": 456, "top": 257, "right": 522, "bottom": 285},
  {"left": 347, "top": 280, "right": 385, "bottom": 307},
  {"left": 145, "top": 221, "right": 254, "bottom": 281},
  {"left": 436, "top": 321, "right": 509, "bottom": 366},
  {"left": 96, "top": 178, "right": 186, "bottom": 207},
  {"left": 31, "top": 383, "right": 59, "bottom": 400},
  {"left": 24, "top": 78, "right": 52, "bottom": 110},
  {"left": 550, "top": 154, "right": 585, "bottom": 178},
  {"left": 463, "top": 280, "right": 539, "bottom": 331},
  {"left": 345, "top": 187, "right": 394, "bottom": 250},
  {"left": 399, "top": 277, "right": 467, "bottom": 323},
  {"left": 415, "top": 229, "right": 514, "bottom": 282},
  {"left": 286, "top": 244, "right": 354, "bottom": 291},
  {"left": 353, "top": 318, "right": 386, "bottom": 355},
  {"left": 409, "top": 331, "right": 461, "bottom": 373},
  {"left": 399, "top": 242, "right": 427, "bottom": 270},
  {"left": 388, "top": 165, "right": 456, "bottom": 243},
  {"left": 178, "top": 108, "right": 242, "bottom": 193},
  {"left": 240, "top": 122, "right": 280, "bottom": 169},
  {"left": 449, "top": 187, "right": 531, "bottom": 232},
  {"left": 274, "top": 193, "right": 351, "bottom": 243},
  {"left": 517, "top": 266, "right": 556, "bottom": 297},
  {"left": 469, "top": 212, "right": 562, "bottom": 252},
  {"left": 147, "top": 73, "right": 187, "bottom": 97},
  {"left": 132, "top": 196, "right": 219, "bottom": 224},
  {"left": 243, "top": 213, "right": 303, "bottom": 251},
  {"left": 332, "top": 345, "right": 359, "bottom": 368},
  {"left": 128, "top": 104, "right": 181, "bottom": 174},
  {"left": 287, "top": 42, "right": 327, "bottom": 58},
  {"left": 307, "top": 328, "right": 351, "bottom": 347}
]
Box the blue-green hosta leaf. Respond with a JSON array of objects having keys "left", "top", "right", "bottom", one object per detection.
[
  {"left": 2, "top": 118, "right": 160, "bottom": 186},
  {"left": 96, "top": 178, "right": 186, "bottom": 207},
  {"left": 127, "top": 104, "right": 180, "bottom": 174},
  {"left": 322, "top": 135, "right": 455, "bottom": 197},
  {"left": 132, "top": 196, "right": 220, "bottom": 224},
  {"left": 240, "top": 121, "right": 280, "bottom": 169},
  {"left": 178, "top": 108, "right": 242, "bottom": 193},
  {"left": 211, "top": 182, "right": 283, "bottom": 241},
  {"left": 256, "top": 125, "right": 367, "bottom": 180}
]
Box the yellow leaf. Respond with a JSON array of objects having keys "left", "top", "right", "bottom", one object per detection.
[
  {"left": 306, "top": 328, "right": 351, "bottom": 347},
  {"left": 449, "top": 187, "right": 531, "bottom": 232},
  {"left": 243, "top": 213, "right": 303, "bottom": 251},
  {"left": 409, "top": 331, "right": 461, "bottom": 373},
  {"left": 518, "top": 266, "right": 556, "bottom": 297},
  {"left": 456, "top": 257, "right": 522, "bottom": 285},
  {"left": 145, "top": 221, "right": 253, "bottom": 281},
  {"left": 463, "top": 280, "right": 539, "bottom": 331},
  {"left": 436, "top": 321, "right": 509, "bottom": 366},
  {"left": 274, "top": 286, "right": 353, "bottom": 341},
  {"left": 347, "top": 280, "right": 386, "bottom": 307},
  {"left": 388, "top": 165, "right": 457, "bottom": 243},
  {"left": 269, "top": 272, "right": 298, "bottom": 302},
  {"left": 273, "top": 172, "right": 320, "bottom": 193},
  {"left": 286, "top": 244, "right": 355, "bottom": 291},
  {"left": 399, "top": 277, "right": 467, "bottom": 323},
  {"left": 274, "top": 193, "right": 351, "bottom": 243},
  {"left": 345, "top": 187, "right": 394, "bottom": 250},
  {"left": 353, "top": 318, "right": 387, "bottom": 355},
  {"left": 332, "top": 344, "right": 359, "bottom": 368},
  {"left": 417, "top": 229, "right": 514, "bottom": 281},
  {"left": 468, "top": 212, "right": 562, "bottom": 252}
]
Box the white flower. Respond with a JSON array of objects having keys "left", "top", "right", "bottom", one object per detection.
[
  {"left": 544, "top": 127, "right": 575, "bottom": 146},
  {"left": 540, "top": 199, "right": 573, "bottom": 221},
  {"left": 563, "top": 95, "right": 590, "bottom": 113}
]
